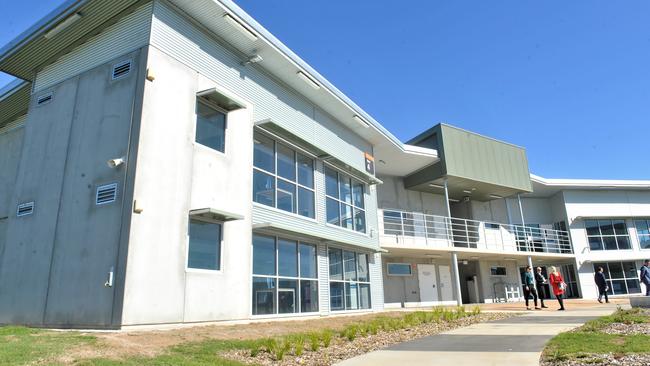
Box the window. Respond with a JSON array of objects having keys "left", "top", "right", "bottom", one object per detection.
[
  {"left": 635, "top": 220, "right": 650, "bottom": 249},
  {"left": 252, "top": 234, "right": 318, "bottom": 315},
  {"left": 490, "top": 266, "right": 507, "bottom": 276},
  {"left": 328, "top": 248, "right": 371, "bottom": 311},
  {"left": 196, "top": 99, "right": 226, "bottom": 152},
  {"left": 593, "top": 262, "right": 641, "bottom": 295},
  {"left": 325, "top": 166, "right": 366, "bottom": 233},
  {"left": 187, "top": 219, "right": 222, "bottom": 270},
  {"left": 253, "top": 132, "right": 315, "bottom": 219},
  {"left": 387, "top": 263, "right": 412, "bottom": 276},
  {"left": 585, "top": 219, "right": 631, "bottom": 251}
]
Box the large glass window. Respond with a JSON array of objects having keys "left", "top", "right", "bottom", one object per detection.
[
  {"left": 253, "top": 132, "right": 315, "bottom": 219},
  {"left": 328, "top": 248, "right": 371, "bottom": 311},
  {"left": 195, "top": 99, "right": 226, "bottom": 152},
  {"left": 324, "top": 166, "right": 366, "bottom": 233},
  {"left": 593, "top": 261, "right": 641, "bottom": 295},
  {"left": 252, "top": 234, "right": 318, "bottom": 315},
  {"left": 585, "top": 219, "right": 631, "bottom": 251},
  {"left": 635, "top": 219, "right": 650, "bottom": 249},
  {"left": 187, "top": 219, "right": 222, "bottom": 270}
]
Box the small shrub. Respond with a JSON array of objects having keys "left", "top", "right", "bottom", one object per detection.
[
  {"left": 368, "top": 321, "right": 379, "bottom": 335},
  {"left": 263, "top": 338, "right": 277, "bottom": 353},
  {"left": 321, "top": 330, "right": 333, "bottom": 347},
  {"left": 274, "top": 339, "right": 291, "bottom": 361},
  {"left": 309, "top": 333, "right": 320, "bottom": 352},
  {"left": 471, "top": 305, "right": 481, "bottom": 316},
  {"left": 293, "top": 335, "right": 305, "bottom": 356},
  {"left": 344, "top": 324, "right": 359, "bottom": 341}
]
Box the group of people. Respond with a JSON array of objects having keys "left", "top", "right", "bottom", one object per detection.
[
  {"left": 523, "top": 266, "right": 566, "bottom": 311},
  {"left": 523, "top": 260, "right": 650, "bottom": 311}
]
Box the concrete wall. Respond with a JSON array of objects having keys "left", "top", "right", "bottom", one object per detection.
[
  {"left": 382, "top": 256, "right": 455, "bottom": 305},
  {"left": 376, "top": 175, "right": 447, "bottom": 215},
  {"left": 0, "top": 121, "right": 25, "bottom": 246},
  {"left": 0, "top": 49, "right": 143, "bottom": 327}
]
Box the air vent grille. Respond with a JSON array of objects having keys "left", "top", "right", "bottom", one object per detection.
[
  {"left": 111, "top": 60, "right": 132, "bottom": 80},
  {"left": 96, "top": 183, "right": 118, "bottom": 205},
  {"left": 17, "top": 202, "right": 35, "bottom": 217},
  {"left": 36, "top": 93, "right": 53, "bottom": 105}
]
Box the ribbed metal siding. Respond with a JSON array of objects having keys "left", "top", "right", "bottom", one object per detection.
[
  {"left": 317, "top": 244, "right": 330, "bottom": 315},
  {"left": 0, "top": 114, "right": 26, "bottom": 135},
  {"left": 370, "top": 252, "right": 384, "bottom": 311},
  {"left": 33, "top": 3, "right": 153, "bottom": 92},
  {"left": 149, "top": 1, "right": 370, "bottom": 175}
]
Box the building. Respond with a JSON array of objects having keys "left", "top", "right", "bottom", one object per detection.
[{"left": 0, "top": 0, "right": 648, "bottom": 329}]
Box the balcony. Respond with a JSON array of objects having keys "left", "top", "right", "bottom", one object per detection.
[{"left": 380, "top": 209, "right": 573, "bottom": 254}]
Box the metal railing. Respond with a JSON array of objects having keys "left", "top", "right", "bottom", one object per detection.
[{"left": 380, "top": 209, "right": 573, "bottom": 254}]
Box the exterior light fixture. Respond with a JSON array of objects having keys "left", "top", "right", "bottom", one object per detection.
[
  {"left": 429, "top": 183, "right": 445, "bottom": 189},
  {"left": 489, "top": 194, "right": 502, "bottom": 199},
  {"left": 223, "top": 13, "right": 258, "bottom": 41},
  {"left": 44, "top": 12, "right": 82, "bottom": 39},
  {"left": 241, "top": 54, "right": 263, "bottom": 65},
  {"left": 463, "top": 190, "right": 473, "bottom": 194},
  {"left": 353, "top": 115, "right": 370, "bottom": 128},
  {"left": 448, "top": 198, "right": 460, "bottom": 203},
  {"left": 296, "top": 71, "right": 320, "bottom": 90}
]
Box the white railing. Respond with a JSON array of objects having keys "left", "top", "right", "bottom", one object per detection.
[{"left": 380, "top": 209, "right": 573, "bottom": 254}]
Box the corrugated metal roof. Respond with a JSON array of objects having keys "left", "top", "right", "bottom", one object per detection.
[{"left": 0, "top": 81, "right": 31, "bottom": 128}]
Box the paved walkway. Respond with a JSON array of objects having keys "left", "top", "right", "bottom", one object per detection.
[{"left": 338, "top": 302, "right": 621, "bottom": 366}]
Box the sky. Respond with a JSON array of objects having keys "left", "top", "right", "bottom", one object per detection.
[{"left": 2, "top": 1, "right": 650, "bottom": 179}]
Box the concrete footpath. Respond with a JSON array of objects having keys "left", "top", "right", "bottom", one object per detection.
[{"left": 337, "top": 302, "right": 620, "bottom": 366}]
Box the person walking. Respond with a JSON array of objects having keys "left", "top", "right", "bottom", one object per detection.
[
  {"left": 535, "top": 267, "right": 548, "bottom": 308},
  {"left": 640, "top": 260, "right": 650, "bottom": 296},
  {"left": 549, "top": 266, "right": 566, "bottom": 311},
  {"left": 594, "top": 267, "right": 609, "bottom": 303},
  {"left": 523, "top": 266, "right": 540, "bottom": 310}
]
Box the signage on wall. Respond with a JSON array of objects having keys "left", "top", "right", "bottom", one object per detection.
[{"left": 364, "top": 152, "right": 375, "bottom": 175}]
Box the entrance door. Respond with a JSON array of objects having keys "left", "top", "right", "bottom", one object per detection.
[
  {"left": 438, "top": 265, "right": 454, "bottom": 301},
  {"left": 418, "top": 264, "right": 439, "bottom": 303}
]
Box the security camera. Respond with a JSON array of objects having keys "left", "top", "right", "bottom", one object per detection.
[{"left": 107, "top": 157, "right": 126, "bottom": 168}]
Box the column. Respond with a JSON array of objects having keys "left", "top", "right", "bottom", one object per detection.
[
  {"left": 527, "top": 255, "right": 533, "bottom": 270},
  {"left": 517, "top": 194, "right": 528, "bottom": 251},
  {"left": 451, "top": 251, "right": 463, "bottom": 306}
]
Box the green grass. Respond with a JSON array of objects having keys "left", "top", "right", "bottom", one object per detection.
[
  {"left": 543, "top": 308, "right": 650, "bottom": 362},
  {"left": 0, "top": 326, "right": 96, "bottom": 366}
]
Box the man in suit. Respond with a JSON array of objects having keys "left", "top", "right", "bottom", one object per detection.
[
  {"left": 594, "top": 267, "right": 609, "bottom": 303},
  {"left": 535, "top": 267, "right": 548, "bottom": 308},
  {"left": 640, "top": 260, "right": 650, "bottom": 296}
]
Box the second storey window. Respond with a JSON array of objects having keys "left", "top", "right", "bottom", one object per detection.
[
  {"left": 195, "top": 99, "right": 226, "bottom": 152},
  {"left": 635, "top": 220, "right": 650, "bottom": 249},
  {"left": 585, "top": 219, "right": 631, "bottom": 251},
  {"left": 325, "top": 166, "right": 366, "bottom": 233},
  {"left": 187, "top": 218, "right": 222, "bottom": 270},
  {"left": 253, "top": 132, "right": 315, "bottom": 218}
]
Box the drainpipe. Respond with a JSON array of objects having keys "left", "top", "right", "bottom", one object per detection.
[{"left": 451, "top": 251, "right": 463, "bottom": 306}]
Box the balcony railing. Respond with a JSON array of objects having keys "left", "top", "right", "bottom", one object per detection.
[{"left": 380, "top": 209, "right": 573, "bottom": 254}]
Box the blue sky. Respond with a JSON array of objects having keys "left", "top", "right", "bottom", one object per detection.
[{"left": 2, "top": 1, "right": 650, "bottom": 179}]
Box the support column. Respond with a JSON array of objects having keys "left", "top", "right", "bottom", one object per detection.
[
  {"left": 451, "top": 251, "right": 463, "bottom": 306},
  {"left": 517, "top": 194, "right": 528, "bottom": 250},
  {"left": 444, "top": 179, "right": 455, "bottom": 246},
  {"left": 527, "top": 255, "right": 533, "bottom": 270},
  {"left": 443, "top": 179, "right": 452, "bottom": 218}
]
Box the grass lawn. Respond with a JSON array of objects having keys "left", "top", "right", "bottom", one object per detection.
[
  {"left": 0, "top": 326, "right": 96, "bottom": 366},
  {"left": 543, "top": 307, "right": 650, "bottom": 363}
]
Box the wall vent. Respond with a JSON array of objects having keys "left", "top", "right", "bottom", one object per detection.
[
  {"left": 111, "top": 60, "right": 132, "bottom": 80},
  {"left": 17, "top": 202, "right": 35, "bottom": 217},
  {"left": 36, "top": 93, "right": 53, "bottom": 105},
  {"left": 96, "top": 183, "right": 118, "bottom": 205}
]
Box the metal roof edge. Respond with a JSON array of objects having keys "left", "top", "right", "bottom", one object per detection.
[
  {"left": 0, "top": 0, "right": 87, "bottom": 65},
  {"left": 0, "top": 79, "right": 30, "bottom": 103},
  {"left": 531, "top": 173, "right": 650, "bottom": 188}
]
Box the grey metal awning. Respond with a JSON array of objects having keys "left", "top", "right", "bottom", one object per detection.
[
  {"left": 190, "top": 207, "right": 244, "bottom": 222},
  {"left": 197, "top": 87, "right": 246, "bottom": 111}
]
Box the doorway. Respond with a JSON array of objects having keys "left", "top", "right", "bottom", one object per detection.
[
  {"left": 417, "top": 264, "right": 439, "bottom": 304},
  {"left": 458, "top": 260, "right": 481, "bottom": 304}
]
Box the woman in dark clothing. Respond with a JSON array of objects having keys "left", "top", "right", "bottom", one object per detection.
[
  {"left": 535, "top": 267, "right": 548, "bottom": 308},
  {"left": 549, "top": 266, "right": 566, "bottom": 311},
  {"left": 594, "top": 267, "right": 609, "bottom": 303},
  {"left": 523, "top": 266, "right": 540, "bottom": 310}
]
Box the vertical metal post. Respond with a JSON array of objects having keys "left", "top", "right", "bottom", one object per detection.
[
  {"left": 527, "top": 255, "right": 533, "bottom": 270},
  {"left": 444, "top": 179, "right": 454, "bottom": 247},
  {"left": 517, "top": 194, "right": 528, "bottom": 251},
  {"left": 451, "top": 251, "right": 463, "bottom": 306}
]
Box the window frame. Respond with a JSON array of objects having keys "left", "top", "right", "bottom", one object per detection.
[
  {"left": 490, "top": 266, "right": 507, "bottom": 277},
  {"left": 251, "top": 234, "right": 320, "bottom": 317},
  {"left": 592, "top": 261, "right": 641, "bottom": 296},
  {"left": 635, "top": 219, "right": 650, "bottom": 250},
  {"left": 584, "top": 218, "right": 632, "bottom": 251},
  {"left": 386, "top": 262, "right": 413, "bottom": 276},
  {"left": 185, "top": 216, "right": 224, "bottom": 273},
  {"left": 194, "top": 97, "right": 228, "bottom": 154},
  {"left": 327, "top": 246, "right": 372, "bottom": 312},
  {"left": 324, "top": 163, "right": 368, "bottom": 234},
  {"left": 253, "top": 130, "right": 316, "bottom": 220}
]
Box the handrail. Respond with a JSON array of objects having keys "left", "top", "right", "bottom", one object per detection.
[{"left": 380, "top": 209, "right": 573, "bottom": 254}]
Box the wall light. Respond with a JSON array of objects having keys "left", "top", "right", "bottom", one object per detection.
[
  {"left": 223, "top": 13, "right": 258, "bottom": 41},
  {"left": 488, "top": 194, "right": 502, "bottom": 199},
  {"left": 44, "top": 12, "right": 82, "bottom": 39},
  {"left": 429, "top": 183, "right": 445, "bottom": 189},
  {"left": 296, "top": 71, "right": 320, "bottom": 90}
]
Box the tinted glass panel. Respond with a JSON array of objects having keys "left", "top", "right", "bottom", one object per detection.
[
  {"left": 328, "top": 248, "right": 343, "bottom": 280},
  {"left": 340, "top": 177, "right": 352, "bottom": 204},
  {"left": 278, "top": 279, "right": 298, "bottom": 314},
  {"left": 627, "top": 279, "right": 642, "bottom": 294},
  {"left": 588, "top": 237, "right": 603, "bottom": 251},
  {"left": 343, "top": 251, "right": 357, "bottom": 281},
  {"left": 640, "top": 236, "right": 650, "bottom": 249},
  {"left": 341, "top": 204, "right": 353, "bottom": 230},
  {"left": 253, "top": 133, "right": 274, "bottom": 172},
  {"left": 354, "top": 208, "right": 366, "bottom": 233},
  {"left": 608, "top": 262, "right": 624, "bottom": 278},
  {"left": 352, "top": 181, "right": 364, "bottom": 208},
  {"left": 196, "top": 101, "right": 226, "bottom": 152},
  {"left": 388, "top": 263, "right": 411, "bottom": 275},
  {"left": 188, "top": 220, "right": 221, "bottom": 270},
  {"left": 326, "top": 198, "right": 340, "bottom": 225},
  {"left": 603, "top": 236, "right": 617, "bottom": 250},
  {"left": 357, "top": 254, "right": 369, "bottom": 282},
  {"left": 325, "top": 166, "right": 339, "bottom": 198},
  {"left": 359, "top": 284, "right": 371, "bottom": 309},
  {"left": 252, "top": 277, "right": 275, "bottom": 315},
  {"left": 585, "top": 220, "right": 600, "bottom": 236},
  {"left": 297, "top": 187, "right": 315, "bottom": 219},
  {"left": 329, "top": 282, "right": 344, "bottom": 311},
  {"left": 623, "top": 262, "right": 638, "bottom": 278},
  {"left": 636, "top": 220, "right": 650, "bottom": 235},
  {"left": 299, "top": 244, "right": 317, "bottom": 278},
  {"left": 253, "top": 235, "right": 276, "bottom": 275},
  {"left": 297, "top": 154, "right": 314, "bottom": 188},
  {"left": 253, "top": 170, "right": 275, "bottom": 207},
  {"left": 277, "top": 143, "right": 296, "bottom": 181},
  {"left": 278, "top": 239, "right": 297, "bottom": 277},
  {"left": 613, "top": 220, "right": 627, "bottom": 235},
  {"left": 611, "top": 279, "right": 626, "bottom": 294},
  {"left": 599, "top": 220, "right": 614, "bottom": 235},
  {"left": 345, "top": 282, "right": 359, "bottom": 310},
  {"left": 300, "top": 280, "right": 319, "bottom": 312},
  {"left": 277, "top": 180, "right": 296, "bottom": 213},
  {"left": 616, "top": 236, "right": 631, "bottom": 250}
]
